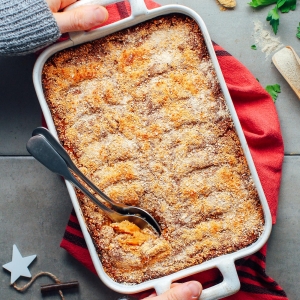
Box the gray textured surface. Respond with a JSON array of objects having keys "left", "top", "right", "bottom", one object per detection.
[
  {"left": 266, "top": 156, "right": 300, "bottom": 299},
  {"left": 0, "top": 55, "right": 41, "bottom": 155},
  {"left": 0, "top": 158, "right": 133, "bottom": 300},
  {"left": 1, "top": 1, "right": 299, "bottom": 299}
]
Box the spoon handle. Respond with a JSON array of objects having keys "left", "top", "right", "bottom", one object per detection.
[
  {"left": 29, "top": 128, "right": 161, "bottom": 234},
  {"left": 31, "top": 127, "right": 125, "bottom": 209},
  {"left": 26, "top": 135, "right": 116, "bottom": 216}
]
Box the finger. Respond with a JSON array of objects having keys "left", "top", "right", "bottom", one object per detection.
[
  {"left": 170, "top": 283, "right": 181, "bottom": 288},
  {"left": 53, "top": 5, "right": 108, "bottom": 33},
  {"left": 60, "top": 0, "right": 77, "bottom": 10},
  {"left": 143, "top": 284, "right": 183, "bottom": 299},
  {"left": 46, "top": 0, "right": 77, "bottom": 12},
  {"left": 144, "top": 281, "right": 202, "bottom": 300}
]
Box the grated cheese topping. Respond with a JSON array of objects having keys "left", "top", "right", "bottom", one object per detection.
[{"left": 42, "top": 14, "right": 264, "bottom": 284}]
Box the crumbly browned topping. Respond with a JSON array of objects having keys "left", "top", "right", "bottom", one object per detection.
[{"left": 42, "top": 14, "right": 264, "bottom": 284}]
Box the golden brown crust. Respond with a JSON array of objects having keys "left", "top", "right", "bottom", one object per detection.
[{"left": 42, "top": 14, "right": 264, "bottom": 284}]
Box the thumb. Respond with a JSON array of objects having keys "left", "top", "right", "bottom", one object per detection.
[
  {"left": 149, "top": 281, "right": 202, "bottom": 300},
  {"left": 53, "top": 5, "right": 108, "bottom": 33}
]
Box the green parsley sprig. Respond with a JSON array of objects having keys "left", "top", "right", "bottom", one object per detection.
[
  {"left": 248, "top": 0, "right": 277, "bottom": 8},
  {"left": 248, "top": 0, "right": 297, "bottom": 35},
  {"left": 266, "top": 6, "right": 280, "bottom": 34},
  {"left": 265, "top": 84, "right": 281, "bottom": 102},
  {"left": 297, "top": 22, "right": 300, "bottom": 39}
]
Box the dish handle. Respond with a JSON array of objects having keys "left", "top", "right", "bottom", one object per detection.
[
  {"left": 153, "top": 259, "right": 240, "bottom": 300},
  {"left": 64, "top": 0, "right": 148, "bottom": 20},
  {"left": 63, "top": 0, "right": 149, "bottom": 43}
]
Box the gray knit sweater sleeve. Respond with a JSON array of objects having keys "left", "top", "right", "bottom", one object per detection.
[{"left": 0, "top": 0, "right": 61, "bottom": 55}]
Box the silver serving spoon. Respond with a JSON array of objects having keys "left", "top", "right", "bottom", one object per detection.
[
  {"left": 27, "top": 133, "right": 161, "bottom": 234},
  {"left": 32, "top": 127, "right": 160, "bottom": 226}
]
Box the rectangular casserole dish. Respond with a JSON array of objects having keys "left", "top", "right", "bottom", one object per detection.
[{"left": 32, "top": 1, "right": 272, "bottom": 299}]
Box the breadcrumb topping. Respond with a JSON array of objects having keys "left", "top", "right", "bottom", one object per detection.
[{"left": 42, "top": 14, "right": 264, "bottom": 284}]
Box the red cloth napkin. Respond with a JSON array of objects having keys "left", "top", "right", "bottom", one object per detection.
[{"left": 59, "top": 1, "right": 287, "bottom": 299}]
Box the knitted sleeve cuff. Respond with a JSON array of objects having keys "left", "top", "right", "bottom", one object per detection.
[{"left": 0, "top": 0, "right": 61, "bottom": 56}]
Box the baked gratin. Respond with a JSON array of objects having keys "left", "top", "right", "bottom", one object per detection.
[{"left": 42, "top": 14, "right": 264, "bottom": 284}]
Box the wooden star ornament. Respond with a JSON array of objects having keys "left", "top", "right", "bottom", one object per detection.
[{"left": 3, "top": 245, "right": 37, "bottom": 284}]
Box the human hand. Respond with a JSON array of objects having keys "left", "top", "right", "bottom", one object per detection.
[
  {"left": 142, "top": 281, "right": 202, "bottom": 300},
  {"left": 46, "top": 0, "right": 109, "bottom": 33}
]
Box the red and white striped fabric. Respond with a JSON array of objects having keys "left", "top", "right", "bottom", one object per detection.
[{"left": 60, "top": 1, "right": 287, "bottom": 299}]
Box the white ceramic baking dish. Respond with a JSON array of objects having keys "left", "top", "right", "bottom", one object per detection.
[{"left": 32, "top": 1, "right": 272, "bottom": 299}]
